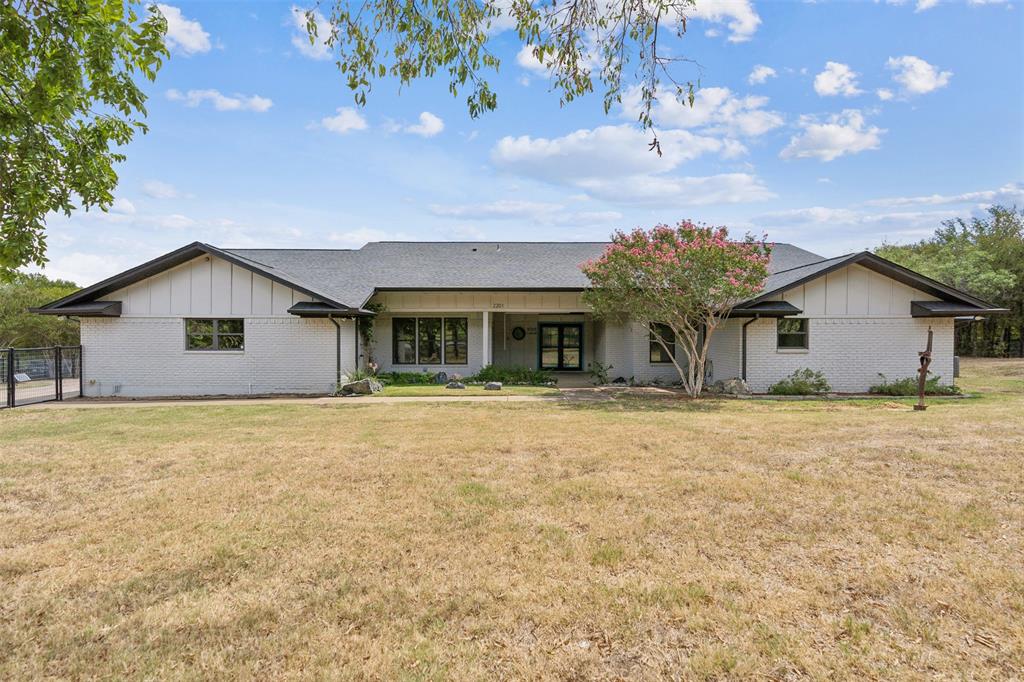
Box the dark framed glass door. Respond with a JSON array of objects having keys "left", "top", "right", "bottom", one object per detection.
[{"left": 539, "top": 323, "right": 583, "bottom": 370}]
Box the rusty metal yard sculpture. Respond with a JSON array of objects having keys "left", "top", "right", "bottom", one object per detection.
[{"left": 915, "top": 327, "right": 933, "bottom": 411}]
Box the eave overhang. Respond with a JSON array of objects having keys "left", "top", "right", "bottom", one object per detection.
[
  {"left": 287, "top": 301, "right": 375, "bottom": 318},
  {"left": 911, "top": 300, "right": 1010, "bottom": 318},
  {"left": 729, "top": 301, "right": 803, "bottom": 318},
  {"left": 739, "top": 251, "right": 1005, "bottom": 314},
  {"left": 33, "top": 242, "right": 358, "bottom": 315},
  {"left": 29, "top": 301, "right": 122, "bottom": 317}
]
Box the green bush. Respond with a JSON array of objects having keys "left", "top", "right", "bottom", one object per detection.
[
  {"left": 469, "top": 365, "right": 556, "bottom": 385},
  {"left": 376, "top": 371, "right": 437, "bottom": 386},
  {"left": 868, "top": 374, "right": 961, "bottom": 396},
  {"left": 768, "top": 368, "right": 832, "bottom": 395}
]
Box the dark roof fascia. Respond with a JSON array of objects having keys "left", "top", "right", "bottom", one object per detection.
[
  {"left": 35, "top": 242, "right": 355, "bottom": 313},
  {"left": 742, "top": 251, "right": 1002, "bottom": 311},
  {"left": 29, "top": 301, "right": 122, "bottom": 317},
  {"left": 728, "top": 301, "right": 803, "bottom": 318},
  {"left": 287, "top": 301, "right": 375, "bottom": 318},
  {"left": 911, "top": 301, "right": 1010, "bottom": 317}
]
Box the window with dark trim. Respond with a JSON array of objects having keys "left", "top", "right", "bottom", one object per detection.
[
  {"left": 392, "top": 316, "right": 469, "bottom": 365},
  {"left": 777, "top": 318, "right": 809, "bottom": 349},
  {"left": 417, "top": 318, "right": 442, "bottom": 364},
  {"left": 392, "top": 318, "right": 417, "bottom": 364},
  {"left": 186, "top": 319, "right": 244, "bottom": 351},
  {"left": 444, "top": 318, "right": 468, "bottom": 364},
  {"left": 649, "top": 323, "right": 675, "bottom": 363}
]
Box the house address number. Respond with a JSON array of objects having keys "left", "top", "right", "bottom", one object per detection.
[{"left": 491, "top": 303, "right": 505, "bottom": 309}]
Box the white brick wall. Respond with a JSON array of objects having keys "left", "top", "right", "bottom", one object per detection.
[
  {"left": 80, "top": 316, "right": 356, "bottom": 397},
  {"left": 744, "top": 317, "right": 954, "bottom": 393}
]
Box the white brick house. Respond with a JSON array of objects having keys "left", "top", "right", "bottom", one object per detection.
[{"left": 34, "top": 241, "right": 1003, "bottom": 396}]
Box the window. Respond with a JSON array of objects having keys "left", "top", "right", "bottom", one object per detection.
[
  {"left": 186, "top": 319, "right": 244, "bottom": 351},
  {"left": 392, "top": 316, "right": 469, "bottom": 365},
  {"left": 444, "top": 318, "right": 468, "bottom": 364},
  {"left": 417, "top": 318, "right": 442, "bottom": 364},
  {"left": 393, "top": 318, "right": 417, "bottom": 364},
  {"left": 649, "top": 323, "right": 675, "bottom": 363},
  {"left": 777, "top": 318, "right": 809, "bottom": 349}
]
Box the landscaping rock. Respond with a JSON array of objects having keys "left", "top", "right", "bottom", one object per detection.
[
  {"left": 721, "top": 378, "right": 751, "bottom": 396},
  {"left": 446, "top": 381, "right": 466, "bottom": 389},
  {"left": 433, "top": 371, "right": 448, "bottom": 384},
  {"left": 704, "top": 380, "right": 725, "bottom": 394},
  {"left": 484, "top": 381, "right": 502, "bottom": 390},
  {"left": 340, "top": 378, "right": 383, "bottom": 396}
]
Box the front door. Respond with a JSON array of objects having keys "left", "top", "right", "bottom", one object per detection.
[{"left": 539, "top": 323, "right": 583, "bottom": 371}]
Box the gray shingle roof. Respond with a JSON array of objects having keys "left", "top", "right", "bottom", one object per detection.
[{"left": 224, "top": 241, "right": 826, "bottom": 308}]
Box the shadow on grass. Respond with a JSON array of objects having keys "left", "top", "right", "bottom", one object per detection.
[{"left": 557, "top": 395, "right": 727, "bottom": 413}]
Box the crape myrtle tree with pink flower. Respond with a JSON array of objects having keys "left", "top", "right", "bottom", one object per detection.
[{"left": 582, "top": 222, "right": 772, "bottom": 397}]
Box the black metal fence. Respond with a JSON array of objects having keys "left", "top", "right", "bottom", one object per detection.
[{"left": 2, "top": 346, "right": 82, "bottom": 408}]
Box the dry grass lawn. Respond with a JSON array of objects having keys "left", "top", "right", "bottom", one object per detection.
[{"left": 1, "top": 359, "right": 1022, "bottom": 680}]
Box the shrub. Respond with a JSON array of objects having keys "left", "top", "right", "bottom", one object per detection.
[
  {"left": 588, "top": 361, "right": 613, "bottom": 385},
  {"left": 376, "top": 371, "right": 436, "bottom": 386},
  {"left": 768, "top": 368, "right": 831, "bottom": 395},
  {"left": 469, "top": 365, "right": 556, "bottom": 385},
  {"left": 869, "top": 374, "right": 961, "bottom": 396}
]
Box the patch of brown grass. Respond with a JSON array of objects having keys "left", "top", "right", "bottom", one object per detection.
[{"left": 0, "top": 361, "right": 1021, "bottom": 679}]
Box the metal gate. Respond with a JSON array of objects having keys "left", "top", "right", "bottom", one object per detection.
[{"left": 2, "top": 346, "right": 82, "bottom": 408}]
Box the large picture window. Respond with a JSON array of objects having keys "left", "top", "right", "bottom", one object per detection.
[
  {"left": 649, "top": 323, "right": 675, "bottom": 363},
  {"left": 186, "top": 319, "right": 244, "bottom": 351},
  {"left": 392, "top": 317, "right": 469, "bottom": 365},
  {"left": 777, "top": 318, "right": 809, "bottom": 349}
]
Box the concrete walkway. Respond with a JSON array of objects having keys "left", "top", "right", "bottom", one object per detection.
[{"left": 17, "top": 394, "right": 563, "bottom": 409}]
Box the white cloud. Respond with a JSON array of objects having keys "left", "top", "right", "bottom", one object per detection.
[
  {"left": 156, "top": 4, "right": 211, "bottom": 55},
  {"left": 813, "top": 62, "right": 863, "bottom": 97},
  {"left": 290, "top": 6, "right": 331, "bottom": 60},
  {"left": 493, "top": 125, "right": 725, "bottom": 183},
  {"left": 864, "top": 182, "right": 1024, "bottom": 207},
  {"left": 886, "top": 55, "right": 952, "bottom": 96},
  {"left": 155, "top": 214, "right": 196, "bottom": 230},
  {"left": 428, "top": 200, "right": 624, "bottom": 225},
  {"left": 166, "top": 89, "right": 273, "bottom": 112},
  {"left": 491, "top": 124, "right": 773, "bottom": 205},
  {"left": 326, "top": 227, "right": 414, "bottom": 246},
  {"left": 780, "top": 110, "right": 884, "bottom": 162},
  {"left": 886, "top": 0, "right": 1007, "bottom": 9},
  {"left": 405, "top": 111, "right": 445, "bottom": 137},
  {"left": 621, "top": 86, "right": 784, "bottom": 138},
  {"left": 689, "top": 0, "right": 761, "bottom": 42},
  {"left": 876, "top": 88, "right": 894, "bottom": 101},
  {"left": 577, "top": 173, "right": 775, "bottom": 206},
  {"left": 748, "top": 65, "right": 777, "bottom": 85},
  {"left": 516, "top": 45, "right": 548, "bottom": 74},
  {"left": 142, "top": 180, "right": 182, "bottom": 199},
  {"left": 40, "top": 252, "right": 137, "bottom": 287},
  {"left": 317, "top": 107, "right": 368, "bottom": 134},
  {"left": 111, "top": 198, "right": 136, "bottom": 215}
]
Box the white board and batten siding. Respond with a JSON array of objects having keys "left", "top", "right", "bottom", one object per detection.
[
  {"left": 743, "top": 263, "right": 952, "bottom": 393},
  {"left": 108, "top": 255, "right": 312, "bottom": 318},
  {"left": 79, "top": 255, "right": 354, "bottom": 397}
]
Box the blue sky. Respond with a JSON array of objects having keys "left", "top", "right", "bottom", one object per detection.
[{"left": 39, "top": 0, "right": 1024, "bottom": 285}]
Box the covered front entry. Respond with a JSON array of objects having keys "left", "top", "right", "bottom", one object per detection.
[
  {"left": 538, "top": 323, "right": 583, "bottom": 371},
  {"left": 489, "top": 313, "right": 594, "bottom": 372}
]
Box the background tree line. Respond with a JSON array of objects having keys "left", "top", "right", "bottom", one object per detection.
[
  {"left": 2, "top": 206, "right": 1020, "bottom": 355},
  {"left": 0, "top": 274, "right": 79, "bottom": 348},
  {"left": 876, "top": 205, "right": 1024, "bottom": 357}
]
